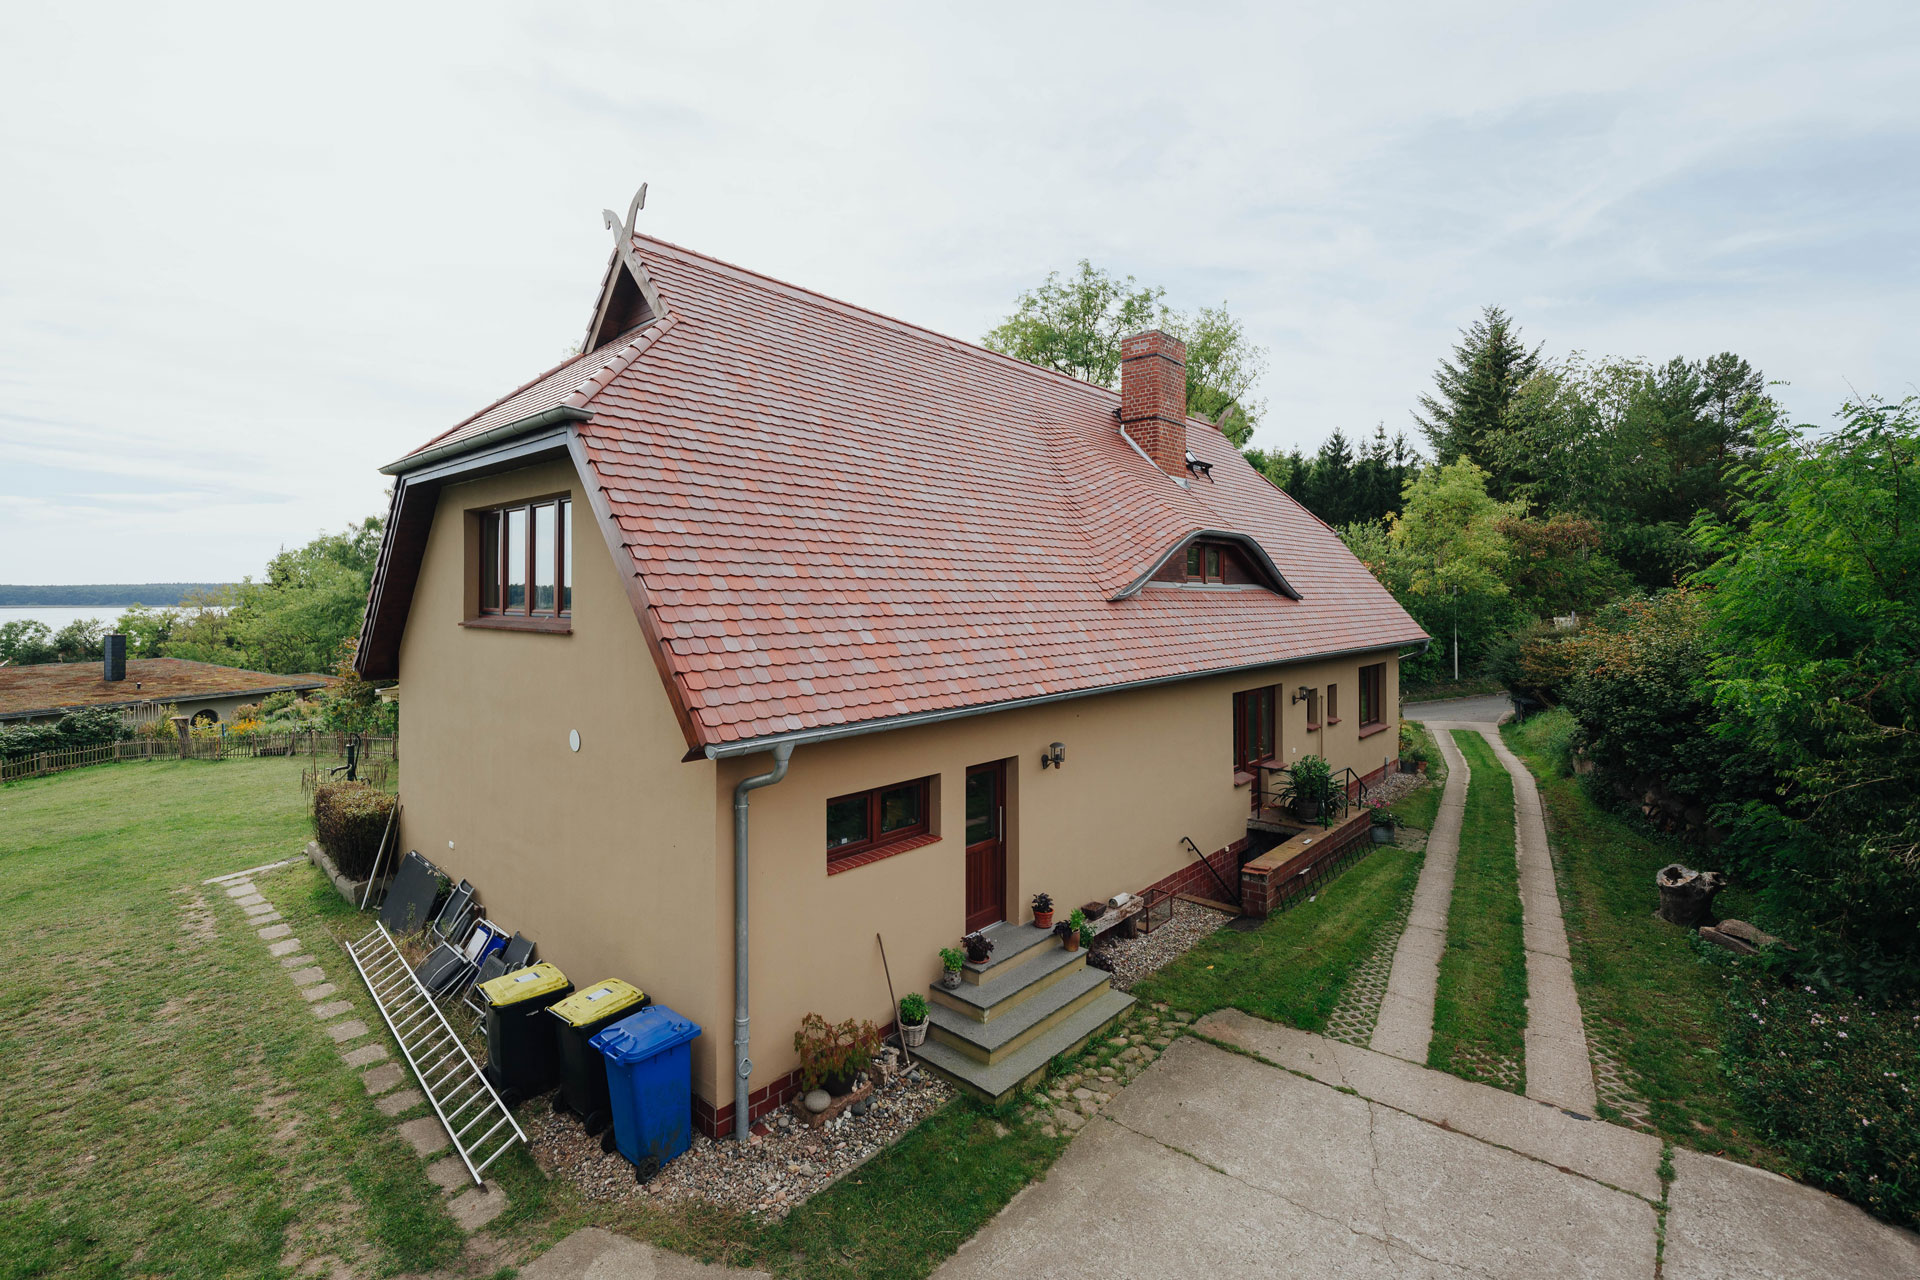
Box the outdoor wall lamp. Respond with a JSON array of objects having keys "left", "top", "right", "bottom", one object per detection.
[
  {"left": 1291, "top": 686, "right": 1310, "bottom": 705},
  {"left": 1041, "top": 742, "right": 1066, "bottom": 769}
]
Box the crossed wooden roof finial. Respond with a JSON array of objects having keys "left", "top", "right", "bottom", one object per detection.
[{"left": 600, "top": 183, "right": 664, "bottom": 321}]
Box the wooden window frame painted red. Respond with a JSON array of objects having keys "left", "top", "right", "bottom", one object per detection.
[
  {"left": 1358, "top": 662, "right": 1387, "bottom": 730},
  {"left": 1233, "top": 685, "right": 1277, "bottom": 776},
  {"left": 1184, "top": 541, "right": 1228, "bottom": 584},
  {"left": 826, "top": 776, "right": 933, "bottom": 869}
]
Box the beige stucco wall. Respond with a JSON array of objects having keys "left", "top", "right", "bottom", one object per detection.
[
  {"left": 711, "top": 647, "right": 1400, "bottom": 1109},
  {"left": 390, "top": 451, "right": 1404, "bottom": 1115},
  {"left": 393, "top": 456, "right": 726, "bottom": 1098}
]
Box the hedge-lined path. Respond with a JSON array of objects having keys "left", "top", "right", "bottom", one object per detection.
[
  {"left": 1367, "top": 722, "right": 1469, "bottom": 1061},
  {"left": 1484, "top": 727, "right": 1599, "bottom": 1113}
]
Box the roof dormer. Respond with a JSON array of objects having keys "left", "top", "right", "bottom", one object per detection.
[{"left": 1114, "top": 530, "right": 1301, "bottom": 601}]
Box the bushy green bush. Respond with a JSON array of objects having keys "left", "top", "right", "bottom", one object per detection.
[
  {"left": 0, "top": 707, "right": 130, "bottom": 759},
  {"left": 311, "top": 781, "right": 395, "bottom": 879},
  {"left": 259, "top": 690, "right": 297, "bottom": 717},
  {"left": 1723, "top": 979, "right": 1920, "bottom": 1227}
]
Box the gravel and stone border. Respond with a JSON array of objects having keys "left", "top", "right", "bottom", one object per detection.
[
  {"left": 1095, "top": 898, "right": 1233, "bottom": 992},
  {"left": 528, "top": 1045, "right": 953, "bottom": 1220}
]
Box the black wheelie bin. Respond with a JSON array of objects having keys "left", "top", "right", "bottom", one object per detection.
[
  {"left": 548, "top": 978, "right": 649, "bottom": 1135},
  {"left": 478, "top": 962, "right": 572, "bottom": 1105}
]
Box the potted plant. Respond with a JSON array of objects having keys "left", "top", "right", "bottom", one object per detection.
[
  {"left": 1055, "top": 920, "right": 1078, "bottom": 952},
  {"left": 938, "top": 946, "right": 965, "bottom": 989},
  {"left": 1284, "top": 755, "right": 1334, "bottom": 821},
  {"left": 1365, "top": 798, "right": 1396, "bottom": 843},
  {"left": 1079, "top": 918, "right": 1097, "bottom": 951},
  {"left": 963, "top": 931, "right": 994, "bottom": 965},
  {"left": 794, "top": 1013, "right": 883, "bottom": 1096},
  {"left": 898, "top": 992, "right": 929, "bottom": 1048},
  {"left": 1031, "top": 892, "right": 1055, "bottom": 930}
]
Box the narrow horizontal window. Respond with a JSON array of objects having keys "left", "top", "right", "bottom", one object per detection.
[{"left": 827, "top": 776, "right": 932, "bottom": 866}]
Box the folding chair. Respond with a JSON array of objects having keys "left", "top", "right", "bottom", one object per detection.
[
  {"left": 441, "top": 919, "right": 510, "bottom": 1003},
  {"left": 411, "top": 881, "right": 477, "bottom": 995},
  {"left": 467, "top": 932, "right": 536, "bottom": 1021}
]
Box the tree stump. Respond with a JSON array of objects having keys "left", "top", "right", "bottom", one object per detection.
[{"left": 1655, "top": 863, "right": 1727, "bottom": 928}]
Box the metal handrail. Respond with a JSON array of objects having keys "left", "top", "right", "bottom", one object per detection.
[{"left": 1180, "top": 835, "right": 1241, "bottom": 907}]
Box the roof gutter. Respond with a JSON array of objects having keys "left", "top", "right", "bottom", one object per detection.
[
  {"left": 700, "top": 637, "right": 1425, "bottom": 760},
  {"left": 379, "top": 406, "right": 592, "bottom": 477}
]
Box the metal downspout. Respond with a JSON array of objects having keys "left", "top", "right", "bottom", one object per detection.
[{"left": 732, "top": 743, "right": 793, "bottom": 1142}]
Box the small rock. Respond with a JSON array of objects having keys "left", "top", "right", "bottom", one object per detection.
[
  {"left": 803, "top": 1089, "right": 831, "bottom": 1114},
  {"left": 991, "top": 1122, "right": 1009, "bottom": 1138}
]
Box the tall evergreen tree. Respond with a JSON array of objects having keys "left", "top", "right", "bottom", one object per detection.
[{"left": 1415, "top": 305, "right": 1543, "bottom": 475}]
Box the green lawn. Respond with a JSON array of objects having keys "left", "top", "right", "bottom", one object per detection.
[
  {"left": 0, "top": 756, "right": 464, "bottom": 1280},
  {"left": 1133, "top": 846, "right": 1424, "bottom": 1033},
  {"left": 1428, "top": 731, "right": 1529, "bottom": 1092},
  {"left": 1503, "top": 711, "right": 1781, "bottom": 1167}
]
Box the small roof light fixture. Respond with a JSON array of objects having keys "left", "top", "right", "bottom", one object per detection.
[
  {"left": 1041, "top": 742, "right": 1066, "bottom": 770},
  {"left": 1185, "top": 450, "right": 1214, "bottom": 482},
  {"left": 1291, "top": 685, "right": 1311, "bottom": 705}
]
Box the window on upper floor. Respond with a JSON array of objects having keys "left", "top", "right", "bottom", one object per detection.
[
  {"left": 477, "top": 497, "right": 572, "bottom": 620},
  {"left": 1233, "top": 685, "right": 1276, "bottom": 774},
  {"left": 1359, "top": 663, "right": 1386, "bottom": 728},
  {"left": 1305, "top": 686, "right": 1321, "bottom": 731},
  {"left": 1327, "top": 683, "right": 1339, "bottom": 724},
  {"left": 1184, "top": 542, "right": 1228, "bottom": 583}
]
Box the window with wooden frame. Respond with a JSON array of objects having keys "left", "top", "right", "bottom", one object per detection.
[
  {"left": 1233, "top": 685, "right": 1276, "bottom": 774},
  {"left": 826, "top": 776, "right": 932, "bottom": 866},
  {"left": 1183, "top": 541, "right": 1227, "bottom": 583},
  {"left": 1305, "top": 686, "right": 1321, "bottom": 731},
  {"left": 476, "top": 497, "right": 572, "bottom": 626},
  {"left": 1359, "top": 662, "right": 1386, "bottom": 728},
  {"left": 1327, "top": 683, "right": 1339, "bottom": 724}
]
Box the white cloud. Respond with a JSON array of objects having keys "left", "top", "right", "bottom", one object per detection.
[{"left": 1, "top": 0, "right": 1914, "bottom": 581}]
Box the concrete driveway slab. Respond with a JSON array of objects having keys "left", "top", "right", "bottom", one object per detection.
[
  {"left": 520, "top": 1227, "right": 771, "bottom": 1279},
  {"left": 1403, "top": 694, "right": 1514, "bottom": 724},
  {"left": 1197, "top": 1010, "right": 1662, "bottom": 1200},
  {"left": 1371, "top": 727, "right": 1469, "bottom": 1062},
  {"left": 1664, "top": 1149, "right": 1920, "bottom": 1280}
]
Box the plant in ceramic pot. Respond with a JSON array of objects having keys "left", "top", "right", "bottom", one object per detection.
[
  {"left": 963, "top": 931, "right": 994, "bottom": 965},
  {"left": 938, "top": 946, "right": 966, "bottom": 989},
  {"left": 1054, "top": 920, "right": 1078, "bottom": 952},
  {"left": 1365, "top": 797, "right": 1397, "bottom": 842},
  {"left": 1285, "top": 754, "right": 1334, "bottom": 822},
  {"left": 898, "top": 992, "right": 930, "bottom": 1048},
  {"left": 1031, "top": 892, "right": 1055, "bottom": 930}
]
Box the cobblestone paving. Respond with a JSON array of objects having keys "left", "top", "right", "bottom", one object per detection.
[
  {"left": 1585, "top": 1020, "right": 1653, "bottom": 1127},
  {"left": 1325, "top": 877, "right": 1417, "bottom": 1047}
]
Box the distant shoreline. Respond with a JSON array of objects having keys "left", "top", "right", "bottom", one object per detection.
[{"left": 0, "top": 585, "right": 235, "bottom": 608}]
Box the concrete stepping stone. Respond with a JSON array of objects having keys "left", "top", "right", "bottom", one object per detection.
[
  {"left": 288, "top": 967, "right": 326, "bottom": 986},
  {"left": 342, "top": 1042, "right": 389, "bottom": 1069},
  {"left": 426, "top": 1156, "right": 469, "bottom": 1191},
  {"left": 223, "top": 882, "right": 258, "bottom": 898},
  {"left": 241, "top": 900, "right": 277, "bottom": 917},
  {"left": 448, "top": 1185, "right": 508, "bottom": 1230},
  {"left": 397, "top": 1116, "right": 450, "bottom": 1156},
  {"left": 280, "top": 954, "right": 316, "bottom": 969},
  {"left": 250, "top": 911, "right": 283, "bottom": 926},
  {"left": 376, "top": 1088, "right": 426, "bottom": 1117},
  {"left": 361, "top": 1063, "right": 405, "bottom": 1094},
  {"left": 257, "top": 923, "right": 292, "bottom": 940},
  {"left": 235, "top": 894, "right": 267, "bottom": 908},
  {"left": 267, "top": 939, "right": 303, "bottom": 957},
  {"left": 300, "top": 983, "right": 339, "bottom": 1003},
  {"left": 312, "top": 999, "right": 354, "bottom": 1020},
  {"left": 327, "top": 1019, "right": 370, "bottom": 1043}
]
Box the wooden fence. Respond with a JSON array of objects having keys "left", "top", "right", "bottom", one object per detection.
[{"left": 2, "top": 731, "right": 397, "bottom": 784}]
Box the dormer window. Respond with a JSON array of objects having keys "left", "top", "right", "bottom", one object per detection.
[{"left": 1184, "top": 542, "right": 1228, "bottom": 583}]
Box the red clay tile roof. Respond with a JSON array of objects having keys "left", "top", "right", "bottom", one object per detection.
[
  {"left": 0, "top": 659, "right": 332, "bottom": 720},
  {"left": 390, "top": 236, "right": 1427, "bottom": 751}
]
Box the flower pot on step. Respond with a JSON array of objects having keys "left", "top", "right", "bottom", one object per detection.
[
  {"left": 901, "top": 1020, "right": 928, "bottom": 1048},
  {"left": 1033, "top": 910, "right": 1054, "bottom": 930}
]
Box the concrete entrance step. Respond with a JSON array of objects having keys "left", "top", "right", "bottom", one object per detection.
[
  {"left": 915, "top": 988, "right": 1136, "bottom": 1102},
  {"left": 933, "top": 943, "right": 1088, "bottom": 1021},
  {"left": 960, "top": 919, "right": 1058, "bottom": 985},
  {"left": 927, "top": 965, "right": 1111, "bottom": 1064}
]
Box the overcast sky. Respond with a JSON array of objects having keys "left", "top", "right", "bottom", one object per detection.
[{"left": 2, "top": 2, "right": 1914, "bottom": 584}]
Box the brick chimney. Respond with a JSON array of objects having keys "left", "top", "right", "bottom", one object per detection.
[{"left": 1119, "top": 329, "right": 1188, "bottom": 476}]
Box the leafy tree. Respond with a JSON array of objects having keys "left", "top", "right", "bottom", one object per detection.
[
  {"left": 113, "top": 604, "right": 179, "bottom": 658},
  {"left": 1692, "top": 396, "right": 1920, "bottom": 989},
  {"left": 984, "top": 260, "right": 1268, "bottom": 441},
  {"left": 1494, "top": 513, "right": 1629, "bottom": 617},
  {"left": 0, "top": 619, "right": 57, "bottom": 665},
  {"left": 1341, "top": 461, "right": 1523, "bottom": 682},
  {"left": 1414, "top": 305, "right": 1542, "bottom": 471}
]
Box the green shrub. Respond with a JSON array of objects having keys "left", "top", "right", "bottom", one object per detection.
[
  {"left": 793, "top": 1013, "right": 882, "bottom": 1092},
  {"left": 1723, "top": 979, "right": 1920, "bottom": 1227},
  {"left": 311, "top": 781, "right": 396, "bottom": 879},
  {"left": 259, "top": 691, "right": 297, "bottom": 717},
  {"left": 0, "top": 707, "right": 130, "bottom": 760}
]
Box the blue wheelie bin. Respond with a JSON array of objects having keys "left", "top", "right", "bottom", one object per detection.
[{"left": 589, "top": 1005, "right": 702, "bottom": 1183}]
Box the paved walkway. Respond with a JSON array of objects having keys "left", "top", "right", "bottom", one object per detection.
[
  {"left": 1368, "top": 723, "right": 1468, "bottom": 1062},
  {"left": 1373, "top": 704, "right": 1597, "bottom": 1111},
  {"left": 934, "top": 1012, "right": 1920, "bottom": 1279},
  {"left": 1400, "top": 692, "right": 1513, "bottom": 724}
]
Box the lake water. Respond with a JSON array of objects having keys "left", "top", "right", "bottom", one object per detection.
[{"left": 0, "top": 605, "right": 133, "bottom": 632}]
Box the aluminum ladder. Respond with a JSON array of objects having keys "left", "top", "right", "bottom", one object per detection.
[{"left": 344, "top": 922, "right": 525, "bottom": 1185}]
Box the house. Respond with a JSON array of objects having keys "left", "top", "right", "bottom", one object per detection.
[
  {"left": 356, "top": 203, "right": 1427, "bottom": 1139},
  {"left": 0, "top": 642, "right": 331, "bottom": 726}
]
